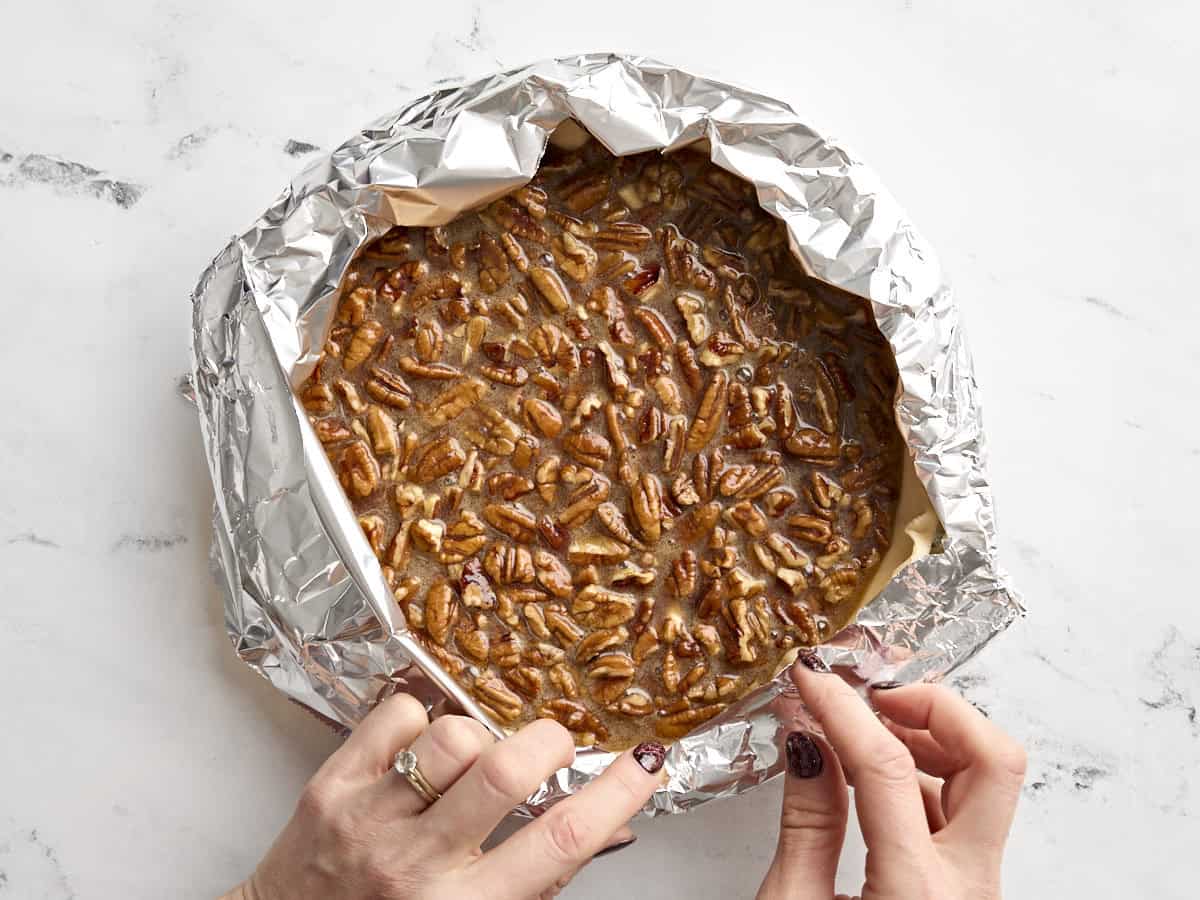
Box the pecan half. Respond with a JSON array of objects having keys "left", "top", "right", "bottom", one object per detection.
[
  {"left": 483, "top": 503, "right": 538, "bottom": 543},
  {"left": 412, "top": 436, "right": 467, "bottom": 484}
]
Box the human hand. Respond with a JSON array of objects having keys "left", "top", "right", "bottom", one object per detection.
[
  {"left": 221, "top": 693, "right": 666, "bottom": 900},
  {"left": 757, "top": 656, "right": 1026, "bottom": 900}
]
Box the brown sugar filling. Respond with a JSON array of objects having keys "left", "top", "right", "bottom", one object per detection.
[{"left": 298, "top": 137, "right": 904, "bottom": 750}]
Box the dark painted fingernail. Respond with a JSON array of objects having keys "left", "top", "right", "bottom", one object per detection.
[
  {"left": 632, "top": 741, "right": 666, "bottom": 774},
  {"left": 786, "top": 731, "right": 824, "bottom": 779},
  {"left": 870, "top": 680, "right": 904, "bottom": 691},
  {"left": 797, "top": 649, "right": 831, "bottom": 674},
  {"left": 592, "top": 836, "right": 637, "bottom": 859}
]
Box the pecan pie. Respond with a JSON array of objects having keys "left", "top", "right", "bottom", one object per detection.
[{"left": 298, "top": 136, "right": 905, "bottom": 749}]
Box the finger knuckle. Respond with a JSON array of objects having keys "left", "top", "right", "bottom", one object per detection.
[
  {"left": 781, "top": 786, "right": 848, "bottom": 824},
  {"left": 326, "top": 809, "right": 361, "bottom": 849},
  {"left": 541, "top": 808, "right": 593, "bottom": 865},
  {"left": 807, "top": 678, "right": 863, "bottom": 725},
  {"left": 427, "top": 715, "right": 489, "bottom": 766},
  {"left": 990, "top": 741, "right": 1028, "bottom": 782},
  {"left": 605, "top": 763, "right": 646, "bottom": 808},
  {"left": 476, "top": 748, "right": 533, "bottom": 804},
  {"left": 860, "top": 736, "right": 917, "bottom": 786},
  {"left": 778, "top": 795, "right": 847, "bottom": 852},
  {"left": 527, "top": 718, "right": 576, "bottom": 760},
  {"left": 296, "top": 778, "right": 338, "bottom": 822},
  {"left": 382, "top": 692, "right": 429, "bottom": 725}
]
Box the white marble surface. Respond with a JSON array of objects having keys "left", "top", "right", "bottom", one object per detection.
[{"left": 1, "top": 0, "right": 1196, "bottom": 896}]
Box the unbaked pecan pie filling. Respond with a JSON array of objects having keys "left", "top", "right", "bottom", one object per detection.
[{"left": 298, "top": 137, "right": 904, "bottom": 750}]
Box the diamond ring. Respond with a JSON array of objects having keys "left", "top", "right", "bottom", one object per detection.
[{"left": 393, "top": 749, "right": 442, "bottom": 807}]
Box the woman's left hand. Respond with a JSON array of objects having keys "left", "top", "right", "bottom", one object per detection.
[{"left": 222, "top": 693, "right": 666, "bottom": 900}]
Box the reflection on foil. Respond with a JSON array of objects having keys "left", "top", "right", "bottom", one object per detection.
[{"left": 191, "top": 53, "right": 1022, "bottom": 816}]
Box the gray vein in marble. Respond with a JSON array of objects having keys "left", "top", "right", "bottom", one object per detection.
[
  {"left": 5, "top": 532, "right": 60, "bottom": 549},
  {"left": 1028, "top": 647, "right": 1089, "bottom": 688},
  {"left": 1070, "top": 765, "right": 1112, "bottom": 791},
  {"left": 949, "top": 672, "right": 991, "bottom": 716},
  {"left": 283, "top": 139, "right": 320, "bottom": 157},
  {"left": 455, "top": 2, "right": 484, "bottom": 50},
  {"left": 112, "top": 533, "right": 188, "bottom": 552},
  {"left": 1023, "top": 746, "right": 1117, "bottom": 798},
  {"left": 1, "top": 152, "right": 144, "bottom": 208},
  {"left": 0, "top": 828, "right": 75, "bottom": 899},
  {"left": 146, "top": 56, "right": 187, "bottom": 125},
  {"left": 168, "top": 127, "right": 215, "bottom": 160},
  {"left": 1082, "top": 294, "right": 1131, "bottom": 320},
  {"left": 950, "top": 673, "right": 988, "bottom": 690},
  {"left": 1140, "top": 627, "right": 1199, "bottom": 735}
]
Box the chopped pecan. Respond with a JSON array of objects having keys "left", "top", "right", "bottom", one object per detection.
[
  {"left": 483, "top": 503, "right": 538, "bottom": 543},
  {"left": 486, "top": 472, "right": 535, "bottom": 500},
  {"left": 424, "top": 581, "right": 458, "bottom": 646},
  {"left": 338, "top": 441, "right": 380, "bottom": 498},
  {"left": 630, "top": 473, "right": 663, "bottom": 543},
  {"left": 344, "top": 320, "right": 385, "bottom": 370},
  {"left": 473, "top": 672, "right": 524, "bottom": 723},
  {"left": 364, "top": 366, "right": 414, "bottom": 409},
  {"left": 313, "top": 417, "right": 353, "bottom": 445},
  {"left": 557, "top": 475, "right": 610, "bottom": 528},
  {"left": 632, "top": 307, "right": 675, "bottom": 349},
  {"left": 529, "top": 266, "right": 571, "bottom": 313},
  {"left": 594, "top": 221, "right": 652, "bottom": 251},
  {"left": 533, "top": 550, "right": 573, "bottom": 599},
  {"left": 301, "top": 382, "right": 335, "bottom": 414},
  {"left": 685, "top": 371, "right": 729, "bottom": 453},
  {"left": 563, "top": 431, "right": 612, "bottom": 468},
  {"left": 538, "top": 698, "right": 608, "bottom": 743},
  {"left": 571, "top": 585, "right": 637, "bottom": 628},
  {"left": 398, "top": 356, "right": 461, "bottom": 380},
  {"left": 552, "top": 232, "right": 598, "bottom": 282},
  {"left": 425, "top": 378, "right": 486, "bottom": 426},
  {"left": 567, "top": 535, "right": 631, "bottom": 566}
]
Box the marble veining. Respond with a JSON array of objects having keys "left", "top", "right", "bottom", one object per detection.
[
  {"left": 5, "top": 532, "right": 61, "bottom": 549},
  {"left": 1141, "top": 628, "right": 1199, "bottom": 734},
  {"left": 1, "top": 152, "right": 144, "bottom": 208},
  {"left": 1, "top": 0, "right": 1196, "bottom": 897},
  {"left": 282, "top": 139, "right": 320, "bottom": 157},
  {"left": 1082, "top": 295, "right": 1132, "bottom": 320},
  {"left": 0, "top": 827, "right": 77, "bottom": 899},
  {"left": 111, "top": 533, "right": 190, "bottom": 552}
]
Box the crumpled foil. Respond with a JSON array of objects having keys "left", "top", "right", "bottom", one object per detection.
[{"left": 190, "top": 53, "right": 1022, "bottom": 816}]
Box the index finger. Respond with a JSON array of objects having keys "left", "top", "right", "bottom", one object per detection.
[
  {"left": 869, "top": 684, "right": 1026, "bottom": 847},
  {"left": 790, "top": 656, "right": 933, "bottom": 876},
  {"left": 869, "top": 684, "right": 1025, "bottom": 779},
  {"left": 465, "top": 742, "right": 666, "bottom": 900}
]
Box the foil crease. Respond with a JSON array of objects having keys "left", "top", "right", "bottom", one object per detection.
[{"left": 190, "top": 53, "right": 1022, "bottom": 816}]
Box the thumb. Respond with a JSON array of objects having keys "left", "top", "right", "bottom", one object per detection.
[{"left": 758, "top": 732, "right": 849, "bottom": 900}]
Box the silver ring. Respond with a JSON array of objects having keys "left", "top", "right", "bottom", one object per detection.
[{"left": 393, "top": 749, "right": 442, "bottom": 807}]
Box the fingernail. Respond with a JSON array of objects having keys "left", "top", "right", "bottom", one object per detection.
[
  {"left": 632, "top": 741, "right": 666, "bottom": 774},
  {"left": 785, "top": 731, "right": 824, "bottom": 779},
  {"left": 797, "top": 649, "right": 831, "bottom": 674},
  {"left": 870, "top": 680, "right": 904, "bottom": 691},
  {"left": 592, "top": 836, "right": 637, "bottom": 859}
]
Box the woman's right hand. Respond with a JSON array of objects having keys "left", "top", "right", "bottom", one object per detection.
[
  {"left": 757, "top": 656, "right": 1027, "bottom": 900},
  {"left": 223, "top": 693, "right": 665, "bottom": 900}
]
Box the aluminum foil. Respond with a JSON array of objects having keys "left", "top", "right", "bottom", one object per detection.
[{"left": 190, "top": 53, "right": 1022, "bottom": 816}]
